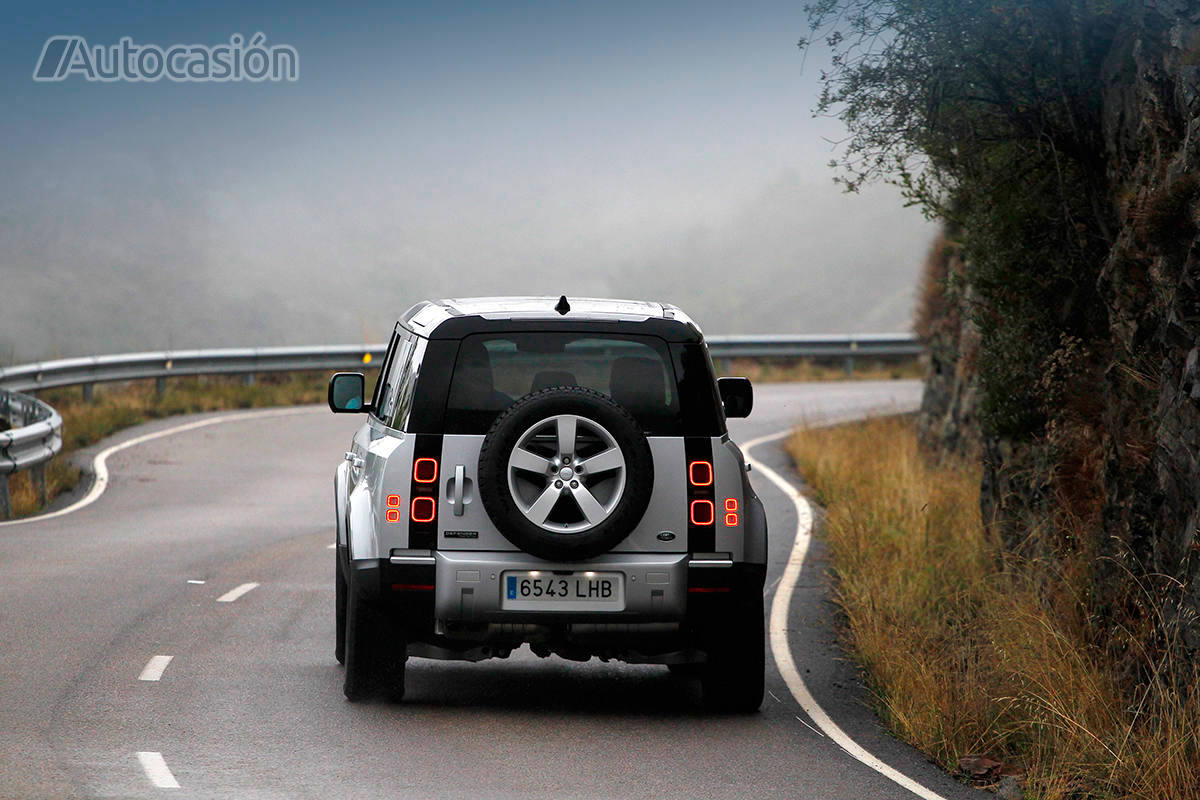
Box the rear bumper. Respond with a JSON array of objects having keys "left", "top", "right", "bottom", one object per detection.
[
  {"left": 349, "top": 550, "right": 764, "bottom": 625},
  {"left": 433, "top": 551, "right": 690, "bottom": 622}
]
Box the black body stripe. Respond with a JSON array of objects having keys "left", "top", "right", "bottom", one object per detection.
[
  {"left": 408, "top": 433, "right": 443, "bottom": 550},
  {"left": 685, "top": 436, "right": 715, "bottom": 553}
]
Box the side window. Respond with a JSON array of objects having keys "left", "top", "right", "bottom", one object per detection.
[
  {"left": 374, "top": 331, "right": 416, "bottom": 424},
  {"left": 369, "top": 332, "right": 401, "bottom": 413},
  {"left": 389, "top": 337, "right": 426, "bottom": 430}
]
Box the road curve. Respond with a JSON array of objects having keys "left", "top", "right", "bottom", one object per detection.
[{"left": 0, "top": 380, "right": 980, "bottom": 800}]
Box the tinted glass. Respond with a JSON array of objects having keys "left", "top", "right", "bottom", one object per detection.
[
  {"left": 443, "top": 333, "right": 685, "bottom": 434},
  {"left": 375, "top": 331, "right": 416, "bottom": 424}
]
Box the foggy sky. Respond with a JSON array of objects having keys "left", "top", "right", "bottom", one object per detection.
[{"left": 1, "top": 1, "right": 935, "bottom": 363}]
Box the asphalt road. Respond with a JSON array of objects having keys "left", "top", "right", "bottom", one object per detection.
[{"left": 0, "top": 380, "right": 983, "bottom": 800}]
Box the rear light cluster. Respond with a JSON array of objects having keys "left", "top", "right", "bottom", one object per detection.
[
  {"left": 411, "top": 456, "right": 438, "bottom": 522},
  {"left": 386, "top": 494, "right": 403, "bottom": 523},
  {"left": 384, "top": 457, "right": 441, "bottom": 524},
  {"left": 413, "top": 458, "right": 438, "bottom": 483},
  {"left": 688, "top": 460, "right": 714, "bottom": 525},
  {"left": 686, "top": 459, "right": 738, "bottom": 527}
]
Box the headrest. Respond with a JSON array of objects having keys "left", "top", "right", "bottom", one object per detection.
[
  {"left": 449, "top": 338, "right": 496, "bottom": 408},
  {"left": 609, "top": 357, "right": 666, "bottom": 414}
]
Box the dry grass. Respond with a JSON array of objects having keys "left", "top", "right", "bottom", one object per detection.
[
  {"left": 787, "top": 416, "right": 1200, "bottom": 799},
  {"left": 714, "top": 356, "right": 923, "bottom": 382},
  {"left": 3, "top": 372, "right": 331, "bottom": 518}
]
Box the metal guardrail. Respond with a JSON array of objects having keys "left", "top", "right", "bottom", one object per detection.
[
  {"left": 0, "top": 345, "right": 385, "bottom": 394},
  {"left": 0, "top": 389, "right": 63, "bottom": 518},
  {"left": 708, "top": 333, "right": 922, "bottom": 360},
  {"left": 0, "top": 334, "right": 920, "bottom": 518}
]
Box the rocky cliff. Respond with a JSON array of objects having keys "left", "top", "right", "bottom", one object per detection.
[{"left": 918, "top": 2, "right": 1200, "bottom": 672}]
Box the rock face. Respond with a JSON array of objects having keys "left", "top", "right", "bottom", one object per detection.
[
  {"left": 918, "top": 4, "right": 1200, "bottom": 663},
  {"left": 1097, "top": 4, "right": 1200, "bottom": 654},
  {"left": 915, "top": 231, "right": 981, "bottom": 457}
]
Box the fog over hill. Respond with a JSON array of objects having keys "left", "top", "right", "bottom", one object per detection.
[
  {"left": 0, "top": 2, "right": 934, "bottom": 364},
  {"left": 0, "top": 155, "right": 931, "bottom": 363}
]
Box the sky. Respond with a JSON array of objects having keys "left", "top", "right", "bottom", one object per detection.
[{"left": 0, "top": 1, "right": 936, "bottom": 362}]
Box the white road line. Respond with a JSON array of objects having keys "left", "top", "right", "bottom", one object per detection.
[
  {"left": 136, "top": 751, "right": 180, "bottom": 789},
  {"left": 744, "top": 428, "right": 950, "bottom": 800},
  {"left": 138, "top": 655, "right": 173, "bottom": 681},
  {"left": 763, "top": 574, "right": 783, "bottom": 597},
  {"left": 0, "top": 406, "right": 321, "bottom": 528},
  {"left": 186, "top": 579, "right": 205, "bottom": 585},
  {"left": 796, "top": 715, "right": 827, "bottom": 738},
  {"left": 326, "top": 543, "right": 336, "bottom": 549},
  {"left": 216, "top": 582, "right": 259, "bottom": 603}
]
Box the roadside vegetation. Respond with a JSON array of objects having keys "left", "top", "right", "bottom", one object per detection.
[{"left": 787, "top": 416, "right": 1200, "bottom": 799}]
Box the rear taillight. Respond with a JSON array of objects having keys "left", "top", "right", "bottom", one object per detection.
[
  {"left": 690, "top": 499, "right": 715, "bottom": 526},
  {"left": 413, "top": 457, "right": 438, "bottom": 483},
  {"left": 688, "top": 460, "right": 713, "bottom": 486},
  {"left": 411, "top": 496, "right": 436, "bottom": 523},
  {"left": 724, "top": 498, "right": 738, "bottom": 526},
  {"left": 386, "top": 494, "right": 403, "bottom": 523}
]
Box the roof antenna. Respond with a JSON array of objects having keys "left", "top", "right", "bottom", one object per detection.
[{"left": 555, "top": 295, "right": 571, "bottom": 315}]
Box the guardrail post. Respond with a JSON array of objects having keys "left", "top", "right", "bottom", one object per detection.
[
  {"left": 82, "top": 383, "right": 94, "bottom": 402},
  {"left": 155, "top": 377, "right": 167, "bottom": 397},
  {"left": 243, "top": 373, "right": 255, "bottom": 387},
  {"left": 844, "top": 356, "right": 855, "bottom": 377},
  {"left": 0, "top": 474, "right": 10, "bottom": 520},
  {"left": 31, "top": 463, "right": 47, "bottom": 507}
]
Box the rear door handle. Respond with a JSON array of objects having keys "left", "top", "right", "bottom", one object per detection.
[{"left": 451, "top": 464, "right": 466, "bottom": 516}]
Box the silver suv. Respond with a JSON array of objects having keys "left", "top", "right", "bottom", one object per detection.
[{"left": 328, "top": 296, "right": 766, "bottom": 710}]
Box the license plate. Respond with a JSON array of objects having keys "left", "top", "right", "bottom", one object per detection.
[{"left": 501, "top": 571, "right": 624, "bottom": 611}]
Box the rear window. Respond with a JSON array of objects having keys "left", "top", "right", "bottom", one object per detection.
[{"left": 444, "top": 333, "right": 682, "bottom": 435}]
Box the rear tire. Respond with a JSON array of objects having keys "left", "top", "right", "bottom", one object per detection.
[
  {"left": 667, "top": 663, "right": 703, "bottom": 679},
  {"left": 343, "top": 578, "right": 408, "bottom": 702},
  {"left": 700, "top": 591, "right": 765, "bottom": 712},
  {"left": 334, "top": 553, "right": 347, "bottom": 665}
]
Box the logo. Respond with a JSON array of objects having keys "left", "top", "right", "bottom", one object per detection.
[
  {"left": 657, "top": 531, "right": 676, "bottom": 542},
  {"left": 444, "top": 530, "right": 479, "bottom": 539},
  {"left": 33, "top": 33, "right": 299, "bottom": 83}
]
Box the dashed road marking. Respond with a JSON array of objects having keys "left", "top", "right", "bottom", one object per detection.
[
  {"left": 744, "top": 428, "right": 951, "bottom": 800},
  {"left": 186, "top": 579, "right": 205, "bottom": 585},
  {"left": 216, "top": 582, "right": 259, "bottom": 603},
  {"left": 326, "top": 543, "right": 336, "bottom": 549},
  {"left": 138, "top": 655, "right": 173, "bottom": 682},
  {"left": 136, "top": 751, "right": 180, "bottom": 789}
]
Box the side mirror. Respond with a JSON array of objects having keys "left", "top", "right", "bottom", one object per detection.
[
  {"left": 718, "top": 377, "right": 753, "bottom": 419},
  {"left": 328, "top": 372, "right": 368, "bottom": 413}
]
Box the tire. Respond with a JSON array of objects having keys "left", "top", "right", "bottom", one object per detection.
[
  {"left": 477, "top": 387, "right": 654, "bottom": 561},
  {"left": 667, "top": 663, "right": 703, "bottom": 679},
  {"left": 343, "top": 577, "right": 407, "bottom": 702},
  {"left": 334, "top": 551, "right": 347, "bottom": 665},
  {"left": 700, "top": 591, "right": 765, "bottom": 712}
]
